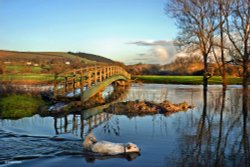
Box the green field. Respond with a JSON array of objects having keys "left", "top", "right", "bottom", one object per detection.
[
  {"left": 0, "top": 74, "right": 55, "bottom": 83},
  {"left": 132, "top": 75, "right": 243, "bottom": 85},
  {"left": 5, "top": 65, "right": 43, "bottom": 73}
]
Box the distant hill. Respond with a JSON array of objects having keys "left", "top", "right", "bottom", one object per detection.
[
  {"left": 0, "top": 50, "right": 95, "bottom": 64},
  {"left": 68, "top": 52, "right": 115, "bottom": 64}
]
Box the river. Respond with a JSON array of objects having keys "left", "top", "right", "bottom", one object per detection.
[{"left": 0, "top": 84, "right": 249, "bottom": 167}]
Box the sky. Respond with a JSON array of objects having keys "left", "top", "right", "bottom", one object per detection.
[{"left": 0, "top": 0, "right": 178, "bottom": 64}]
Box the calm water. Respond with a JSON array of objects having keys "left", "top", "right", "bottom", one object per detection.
[{"left": 0, "top": 84, "right": 249, "bottom": 167}]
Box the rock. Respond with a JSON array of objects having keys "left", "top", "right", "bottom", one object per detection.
[{"left": 48, "top": 102, "right": 68, "bottom": 112}]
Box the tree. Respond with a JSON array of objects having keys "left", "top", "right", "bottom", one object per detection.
[
  {"left": 210, "top": 0, "right": 231, "bottom": 89},
  {"left": 166, "top": 0, "right": 220, "bottom": 90},
  {"left": 225, "top": 0, "right": 249, "bottom": 113},
  {"left": 225, "top": 0, "right": 250, "bottom": 82},
  {"left": 217, "top": 0, "right": 227, "bottom": 88}
]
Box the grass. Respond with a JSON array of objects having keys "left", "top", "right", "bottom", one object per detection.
[
  {"left": 132, "top": 75, "right": 243, "bottom": 85},
  {"left": 0, "top": 95, "right": 45, "bottom": 119},
  {"left": 0, "top": 73, "right": 55, "bottom": 83},
  {"left": 6, "top": 65, "right": 43, "bottom": 73},
  {"left": 6, "top": 65, "right": 23, "bottom": 71}
]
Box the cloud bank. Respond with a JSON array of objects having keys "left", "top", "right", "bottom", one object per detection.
[{"left": 127, "top": 40, "right": 179, "bottom": 64}]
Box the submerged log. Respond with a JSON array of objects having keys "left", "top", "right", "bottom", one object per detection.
[{"left": 104, "top": 100, "right": 193, "bottom": 116}]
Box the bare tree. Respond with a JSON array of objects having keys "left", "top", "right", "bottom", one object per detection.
[
  {"left": 217, "top": 0, "right": 229, "bottom": 88},
  {"left": 166, "top": 0, "right": 219, "bottom": 90},
  {"left": 225, "top": 0, "right": 250, "bottom": 113},
  {"left": 210, "top": 0, "right": 232, "bottom": 90},
  {"left": 226, "top": 0, "right": 250, "bottom": 115}
]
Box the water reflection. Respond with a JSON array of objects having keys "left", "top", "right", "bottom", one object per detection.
[
  {"left": 0, "top": 84, "right": 249, "bottom": 167},
  {"left": 175, "top": 86, "right": 250, "bottom": 167},
  {"left": 53, "top": 112, "right": 112, "bottom": 138}
]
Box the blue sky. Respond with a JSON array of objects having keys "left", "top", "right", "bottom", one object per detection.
[{"left": 0, "top": 0, "right": 177, "bottom": 64}]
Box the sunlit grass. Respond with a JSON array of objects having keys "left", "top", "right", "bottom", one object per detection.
[
  {"left": 0, "top": 74, "right": 54, "bottom": 82},
  {"left": 132, "top": 75, "right": 242, "bottom": 85}
]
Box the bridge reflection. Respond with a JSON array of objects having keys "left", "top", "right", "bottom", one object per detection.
[
  {"left": 52, "top": 84, "right": 130, "bottom": 138},
  {"left": 53, "top": 111, "right": 112, "bottom": 138}
]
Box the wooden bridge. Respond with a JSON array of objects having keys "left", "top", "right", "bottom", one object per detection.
[{"left": 53, "top": 65, "right": 131, "bottom": 102}]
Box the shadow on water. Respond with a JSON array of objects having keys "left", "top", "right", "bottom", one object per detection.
[{"left": 174, "top": 85, "right": 250, "bottom": 167}]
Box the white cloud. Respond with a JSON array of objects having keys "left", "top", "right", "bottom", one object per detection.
[
  {"left": 153, "top": 46, "right": 169, "bottom": 61},
  {"left": 128, "top": 40, "right": 178, "bottom": 64}
]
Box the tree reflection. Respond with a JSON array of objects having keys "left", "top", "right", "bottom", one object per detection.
[
  {"left": 214, "top": 86, "right": 226, "bottom": 166},
  {"left": 242, "top": 86, "right": 249, "bottom": 167},
  {"left": 176, "top": 86, "right": 249, "bottom": 166}
]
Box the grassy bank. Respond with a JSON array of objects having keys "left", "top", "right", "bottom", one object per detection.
[
  {"left": 0, "top": 95, "right": 45, "bottom": 119},
  {"left": 132, "top": 75, "right": 243, "bottom": 85}
]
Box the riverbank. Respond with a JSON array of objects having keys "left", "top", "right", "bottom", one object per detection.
[{"left": 132, "top": 75, "right": 243, "bottom": 85}]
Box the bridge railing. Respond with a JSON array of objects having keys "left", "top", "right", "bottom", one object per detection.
[{"left": 53, "top": 65, "right": 131, "bottom": 97}]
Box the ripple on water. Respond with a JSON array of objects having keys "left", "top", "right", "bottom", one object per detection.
[{"left": 0, "top": 130, "right": 84, "bottom": 165}]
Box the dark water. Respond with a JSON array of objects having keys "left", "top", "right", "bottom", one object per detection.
[{"left": 0, "top": 84, "right": 249, "bottom": 167}]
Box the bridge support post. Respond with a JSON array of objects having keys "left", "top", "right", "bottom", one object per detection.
[
  {"left": 94, "top": 67, "right": 98, "bottom": 85},
  {"left": 88, "top": 72, "right": 92, "bottom": 89},
  {"left": 80, "top": 76, "right": 84, "bottom": 102},
  {"left": 103, "top": 67, "right": 107, "bottom": 80},
  {"left": 99, "top": 68, "right": 102, "bottom": 82}
]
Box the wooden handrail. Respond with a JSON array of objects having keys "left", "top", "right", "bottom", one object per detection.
[{"left": 54, "top": 65, "right": 130, "bottom": 98}]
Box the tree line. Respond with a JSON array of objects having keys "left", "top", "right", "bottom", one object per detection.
[{"left": 166, "top": 0, "right": 249, "bottom": 89}]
